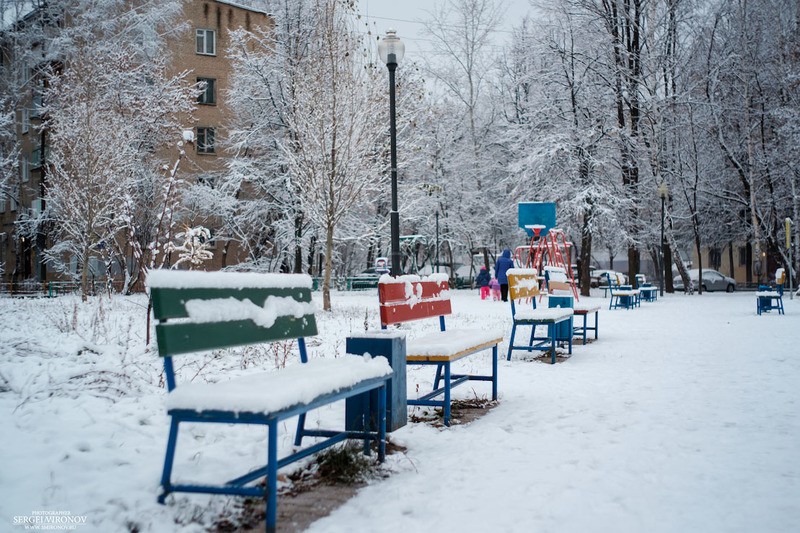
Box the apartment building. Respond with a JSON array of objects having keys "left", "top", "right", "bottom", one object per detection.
[{"left": 0, "top": 0, "right": 272, "bottom": 287}]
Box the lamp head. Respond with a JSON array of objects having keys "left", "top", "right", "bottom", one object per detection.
[{"left": 378, "top": 29, "right": 405, "bottom": 66}]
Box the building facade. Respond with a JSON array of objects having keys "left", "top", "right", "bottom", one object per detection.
[{"left": 0, "top": 0, "right": 272, "bottom": 289}]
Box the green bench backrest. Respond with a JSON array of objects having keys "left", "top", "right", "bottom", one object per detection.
[{"left": 149, "top": 270, "right": 318, "bottom": 358}]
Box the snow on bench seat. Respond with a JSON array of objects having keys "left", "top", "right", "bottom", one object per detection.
[
  {"left": 406, "top": 329, "right": 504, "bottom": 362},
  {"left": 166, "top": 357, "right": 392, "bottom": 415},
  {"left": 512, "top": 307, "right": 574, "bottom": 322},
  {"left": 573, "top": 303, "right": 600, "bottom": 314},
  {"left": 755, "top": 290, "right": 782, "bottom": 298}
]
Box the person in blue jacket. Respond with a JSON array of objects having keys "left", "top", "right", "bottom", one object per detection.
[{"left": 494, "top": 249, "right": 515, "bottom": 302}]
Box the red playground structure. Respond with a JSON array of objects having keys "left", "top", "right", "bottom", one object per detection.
[{"left": 515, "top": 203, "right": 579, "bottom": 301}]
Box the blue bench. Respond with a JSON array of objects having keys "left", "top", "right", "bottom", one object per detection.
[
  {"left": 756, "top": 269, "right": 786, "bottom": 315},
  {"left": 507, "top": 269, "right": 574, "bottom": 364},
  {"left": 604, "top": 272, "right": 639, "bottom": 309},
  {"left": 635, "top": 274, "right": 658, "bottom": 302},
  {"left": 148, "top": 270, "right": 392, "bottom": 533},
  {"left": 346, "top": 275, "right": 380, "bottom": 290}
]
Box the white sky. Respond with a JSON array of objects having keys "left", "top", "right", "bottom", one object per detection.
[{"left": 359, "top": 0, "right": 537, "bottom": 59}]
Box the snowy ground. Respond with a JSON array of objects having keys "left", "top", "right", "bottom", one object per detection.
[{"left": 1, "top": 288, "right": 798, "bottom": 533}]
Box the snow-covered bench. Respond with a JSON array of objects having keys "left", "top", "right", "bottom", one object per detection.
[
  {"left": 378, "top": 274, "right": 502, "bottom": 426},
  {"left": 507, "top": 268, "right": 574, "bottom": 364},
  {"left": 604, "top": 272, "right": 639, "bottom": 309},
  {"left": 148, "top": 269, "right": 392, "bottom": 533},
  {"left": 635, "top": 274, "right": 658, "bottom": 302},
  {"left": 756, "top": 268, "right": 786, "bottom": 315}
]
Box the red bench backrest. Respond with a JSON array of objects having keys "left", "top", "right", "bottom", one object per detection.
[{"left": 379, "top": 279, "right": 451, "bottom": 326}]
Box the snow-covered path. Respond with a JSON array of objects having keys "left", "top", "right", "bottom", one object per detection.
[{"left": 309, "top": 292, "right": 800, "bottom": 533}]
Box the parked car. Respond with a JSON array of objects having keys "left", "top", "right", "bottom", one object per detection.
[
  {"left": 673, "top": 269, "right": 736, "bottom": 292},
  {"left": 359, "top": 268, "right": 380, "bottom": 278},
  {"left": 591, "top": 269, "right": 627, "bottom": 288}
]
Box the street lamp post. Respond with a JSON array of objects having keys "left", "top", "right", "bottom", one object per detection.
[
  {"left": 378, "top": 29, "right": 405, "bottom": 277},
  {"left": 658, "top": 183, "right": 669, "bottom": 297},
  {"left": 435, "top": 211, "right": 440, "bottom": 273}
]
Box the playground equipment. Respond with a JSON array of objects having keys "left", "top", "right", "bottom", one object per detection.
[{"left": 516, "top": 202, "right": 579, "bottom": 301}]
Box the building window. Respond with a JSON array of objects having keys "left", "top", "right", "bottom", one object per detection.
[
  {"left": 738, "top": 247, "right": 747, "bottom": 266},
  {"left": 197, "top": 174, "right": 216, "bottom": 188},
  {"left": 31, "top": 145, "right": 48, "bottom": 169},
  {"left": 202, "top": 227, "right": 217, "bottom": 250},
  {"left": 196, "top": 29, "right": 216, "bottom": 56},
  {"left": 30, "top": 94, "right": 43, "bottom": 119},
  {"left": 21, "top": 108, "right": 29, "bottom": 134},
  {"left": 9, "top": 184, "right": 18, "bottom": 212},
  {"left": 20, "top": 155, "right": 29, "bottom": 182},
  {"left": 196, "top": 127, "right": 215, "bottom": 154},
  {"left": 197, "top": 77, "right": 216, "bottom": 105}
]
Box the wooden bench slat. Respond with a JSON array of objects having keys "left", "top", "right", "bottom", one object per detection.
[
  {"left": 379, "top": 299, "right": 452, "bottom": 325},
  {"left": 378, "top": 280, "right": 448, "bottom": 304},
  {"left": 407, "top": 338, "right": 504, "bottom": 362},
  {"left": 155, "top": 316, "right": 317, "bottom": 357}
]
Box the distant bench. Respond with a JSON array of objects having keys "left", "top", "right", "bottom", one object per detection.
[
  {"left": 148, "top": 270, "right": 392, "bottom": 533},
  {"left": 346, "top": 275, "right": 380, "bottom": 291},
  {"left": 379, "top": 274, "right": 502, "bottom": 426}
]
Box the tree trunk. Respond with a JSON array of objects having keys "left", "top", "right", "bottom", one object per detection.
[
  {"left": 580, "top": 209, "right": 593, "bottom": 297},
  {"left": 322, "top": 225, "right": 334, "bottom": 311},
  {"left": 81, "top": 246, "right": 90, "bottom": 302},
  {"left": 664, "top": 240, "right": 674, "bottom": 292},
  {"left": 294, "top": 213, "right": 303, "bottom": 273}
]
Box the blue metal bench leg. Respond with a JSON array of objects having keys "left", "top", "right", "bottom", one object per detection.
[
  {"left": 595, "top": 312, "right": 599, "bottom": 339},
  {"left": 378, "top": 384, "right": 387, "bottom": 462},
  {"left": 582, "top": 314, "right": 587, "bottom": 344},
  {"left": 507, "top": 323, "right": 517, "bottom": 361},
  {"left": 433, "top": 363, "right": 444, "bottom": 391},
  {"left": 293, "top": 413, "right": 307, "bottom": 446},
  {"left": 266, "top": 421, "right": 278, "bottom": 533},
  {"left": 567, "top": 317, "right": 573, "bottom": 354},
  {"left": 443, "top": 362, "right": 452, "bottom": 426},
  {"left": 549, "top": 323, "right": 556, "bottom": 364},
  {"left": 362, "top": 392, "right": 371, "bottom": 457},
  {"left": 491, "top": 345, "right": 498, "bottom": 400},
  {"left": 158, "top": 417, "right": 180, "bottom": 504}
]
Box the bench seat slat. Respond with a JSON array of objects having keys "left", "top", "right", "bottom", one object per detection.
[
  {"left": 380, "top": 299, "right": 451, "bottom": 325},
  {"left": 166, "top": 357, "right": 391, "bottom": 415},
  {"left": 512, "top": 308, "right": 574, "bottom": 322},
  {"left": 155, "top": 316, "right": 317, "bottom": 357},
  {"left": 407, "top": 335, "right": 504, "bottom": 362},
  {"left": 755, "top": 291, "right": 782, "bottom": 297}
]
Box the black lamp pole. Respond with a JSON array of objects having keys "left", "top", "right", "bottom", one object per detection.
[
  {"left": 659, "top": 183, "right": 668, "bottom": 297},
  {"left": 388, "top": 58, "right": 401, "bottom": 277},
  {"left": 435, "top": 211, "right": 439, "bottom": 273}
]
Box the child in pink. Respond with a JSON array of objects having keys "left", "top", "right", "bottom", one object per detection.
[{"left": 489, "top": 277, "right": 501, "bottom": 301}]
